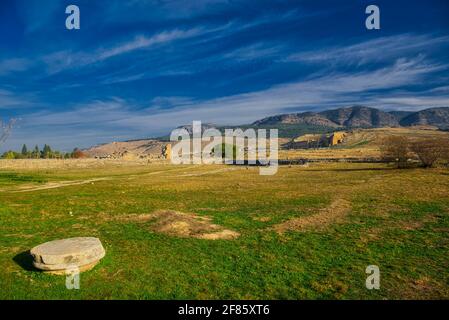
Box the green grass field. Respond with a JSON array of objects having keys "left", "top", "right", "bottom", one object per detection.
[{"left": 1, "top": 161, "right": 448, "bottom": 299}]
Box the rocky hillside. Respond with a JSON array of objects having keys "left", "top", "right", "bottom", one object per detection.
[
  {"left": 388, "top": 111, "right": 414, "bottom": 122},
  {"left": 82, "top": 106, "right": 448, "bottom": 159},
  {"left": 253, "top": 112, "right": 340, "bottom": 127},
  {"left": 253, "top": 106, "right": 449, "bottom": 129},
  {"left": 320, "top": 106, "right": 399, "bottom": 127},
  {"left": 399, "top": 107, "right": 449, "bottom": 129},
  {"left": 84, "top": 139, "right": 169, "bottom": 159}
]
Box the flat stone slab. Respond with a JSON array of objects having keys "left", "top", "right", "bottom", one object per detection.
[{"left": 30, "top": 237, "right": 105, "bottom": 272}]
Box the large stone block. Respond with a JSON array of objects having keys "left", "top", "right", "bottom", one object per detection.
[{"left": 30, "top": 237, "right": 105, "bottom": 273}]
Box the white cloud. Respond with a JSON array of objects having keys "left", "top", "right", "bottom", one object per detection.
[
  {"left": 376, "top": 96, "right": 449, "bottom": 108},
  {"left": 0, "top": 89, "right": 35, "bottom": 109},
  {"left": 14, "top": 55, "right": 446, "bottom": 142},
  {"left": 222, "top": 42, "right": 283, "bottom": 61},
  {"left": 42, "top": 28, "right": 203, "bottom": 74},
  {"left": 0, "top": 58, "right": 32, "bottom": 75},
  {"left": 286, "top": 34, "right": 449, "bottom": 65},
  {"left": 4, "top": 42, "right": 449, "bottom": 151},
  {"left": 99, "top": 29, "right": 202, "bottom": 60}
]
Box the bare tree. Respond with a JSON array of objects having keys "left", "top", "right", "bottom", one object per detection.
[
  {"left": 380, "top": 136, "right": 411, "bottom": 168},
  {"left": 0, "top": 118, "right": 17, "bottom": 146},
  {"left": 411, "top": 137, "right": 449, "bottom": 168}
]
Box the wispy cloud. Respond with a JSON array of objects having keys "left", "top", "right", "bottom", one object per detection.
[
  {"left": 42, "top": 28, "right": 203, "bottom": 74},
  {"left": 286, "top": 34, "right": 449, "bottom": 66},
  {"left": 0, "top": 89, "right": 35, "bottom": 109},
  {"left": 25, "top": 98, "right": 130, "bottom": 126},
  {"left": 222, "top": 42, "right": 283, "bottom": 61},
  {"left": 99, "top": 29, "right": 202, "bottom": 60},
  {"left": 0, "top": 58, "right": 32, "bottom": 75},
  {"left": 13, "top": 55, "right": 446, "bottom": 146},
  {"left": 377, "top": 96, "right": 449, "bottom": 109},
  {"left": 5, "top": 10, "right": 306, "bottom": 82},
  {"left": 142, "top": 0, "right": 231, "bottom": 19},
  {"left": 3, "top": 2, "right": 449, "bottom": 152}
]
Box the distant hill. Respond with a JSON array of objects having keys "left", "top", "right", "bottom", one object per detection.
[
  {"left": 84, "top": 139, "right": 169, "bottom": 159},
  {"left": 161, "top": 106, "right": 449, "bottom": 140},
  {"left": 175, "top": 123, "right": 218, "bottom": 134},
  {"left": 399, "top": 107, "right": 449, "bottom": 129},
  {"left": 254, "top": 106, "right": 400, "bottom": 128},
  {"left": 253, "top": 106, "right": 449, "bottom": 130},
  {"left": 388, "top": 110, "right": 414, "bottom": 122},
  {"left": 252, "top": 111, "right": 340, "bottom": 128},
  {"left": 83, "top": 106, "right": 449, "bottom": 157}
]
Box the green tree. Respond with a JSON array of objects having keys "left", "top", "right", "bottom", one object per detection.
[
  {"left": 33, "top": 145, "right": 40, "bottom": 159},
  {"left": 21, "top": 144, "right": 28, "bottom": 157},
  {"left": 42, "top": 144, "right": 52, "bottom": 158},
  {"left": 2, "top": 151, "right": 17, "bottom": 159}
]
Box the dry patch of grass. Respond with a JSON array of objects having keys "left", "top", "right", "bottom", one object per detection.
[
  {"left": 359, "top": 227, "right": 383, "bottom": 244},
  {"left": 253, "top": 217, "right": 272, "bottom": 222},
  {"left": 281, "top": 127, "right": 449, "bottom": 160},
  {"left": 402, "top": 276, "right": 449, "bottom": 299},
  {"left": 0, "top": 158, "right": 162, "bottom": 170},
  {"left": 273, "top": 199, "right": 351, "bottom": 233},
  {"left": 116, "top": 210, "right": 240, "bottom": 240}
]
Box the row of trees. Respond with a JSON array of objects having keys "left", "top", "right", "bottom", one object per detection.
[
  {"left": 381, "top": 136, "right": 449, "bottom": 168},
  {"left": 1, "top": 144, "right": 86, "bottom": 159}
]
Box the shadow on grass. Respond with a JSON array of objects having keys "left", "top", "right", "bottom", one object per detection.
[{"left": 13, "top": 250, "right": 39, "bottom": 272}]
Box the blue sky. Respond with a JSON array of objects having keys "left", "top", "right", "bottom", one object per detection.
[{"left": 1, "top": 0, "right": 449, "bottom": 151}]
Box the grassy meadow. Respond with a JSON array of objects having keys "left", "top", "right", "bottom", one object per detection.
[{"left": 0, "top": 160, "right": 448, "bottom": 299}]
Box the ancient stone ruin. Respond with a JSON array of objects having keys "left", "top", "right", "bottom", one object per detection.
[{"left": 30, "top": 237, "right": 105, "bottom": 275}]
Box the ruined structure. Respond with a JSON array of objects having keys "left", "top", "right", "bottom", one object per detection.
[
  {"left": 329, "top": 132, "right": 346, "bottom": 146},
  {"left": 163, "top": 143, "right": 172, "bottom": 160},
  {"left": 30, "top": 237, "right": 105, "bottom": 274},
  {"left": 286, "top": 131, "right": 347, "bottom": 149}
]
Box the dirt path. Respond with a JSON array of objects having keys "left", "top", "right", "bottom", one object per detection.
[
  {"left": 2, "top": 166, "right": 235, "bottom": 193},
  {"left": 10, "top": 178, "right": 112, "bottom": 193},
  {"left": 273, "top": 198, "right": 351, "bottom": 233},
  {"left": 178, "top": 167, "right": 237, "bottom": 177}
]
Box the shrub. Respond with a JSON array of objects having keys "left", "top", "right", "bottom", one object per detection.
[
  {"left": 71, "top": 148, "right": 86, "bottom": 159},
  {"left": 411, "top": 137, "right": 449, "bottom": 168},
  {"left": 380, "top": 136, "right": 411, "bottom": 168}
]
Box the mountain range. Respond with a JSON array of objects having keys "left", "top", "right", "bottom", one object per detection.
[
  {"left": 85, "top": 106, "right": 449, "bottom": 157},
  {"left": 252, "top": 106, "right": 449, "bottom": 130}
]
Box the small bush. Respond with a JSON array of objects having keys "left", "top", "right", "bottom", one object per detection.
[
  {"left": 380, "top": 136, "right": 411, "bottom": 168},
  {"left": 411, "top": 137, "right": 449, "bottom": 168}
]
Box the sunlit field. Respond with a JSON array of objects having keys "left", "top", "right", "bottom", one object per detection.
[{"left": 1, "top": 160, "right": 448, "bottom": 299}]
